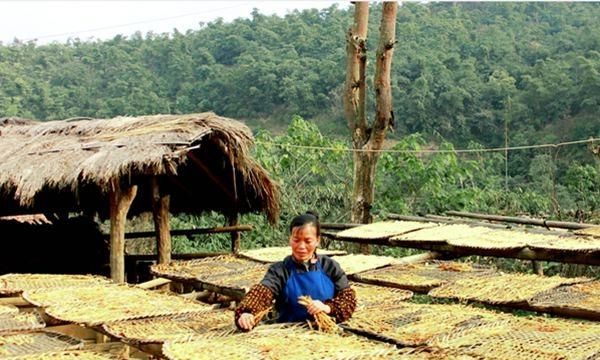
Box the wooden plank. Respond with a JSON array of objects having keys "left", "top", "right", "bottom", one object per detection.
[
  {"left": 110, "top": 225, "right": 254, "bottom": 240},
  {"left": 45, "top": 324, "right": 97, "bottom": 340},
  {"left": 0, "top": 297, "right": 30, "bottom": 306},
  {"left": 126, "top": 252, "right": 229, "bottom": 261},
  {"left": 137, "top": 277, "right": 172, "bottom": 289}
]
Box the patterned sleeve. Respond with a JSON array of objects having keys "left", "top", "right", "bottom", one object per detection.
[
  {"left": 234, "top": 284, "right": 274, "bottom": 331},
  {"left": 324, "top": 286, "right": 357, "bottom": 323}
]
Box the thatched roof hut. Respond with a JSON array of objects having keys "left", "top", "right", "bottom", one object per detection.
[{"left": 0, "top": 113, "right": 279, "bottom": 281}]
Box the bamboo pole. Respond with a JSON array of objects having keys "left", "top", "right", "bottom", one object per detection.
[
  {"left": 151, "top": 177, "right": 171, "bottom": 265},
  {"left": 109, "top": 179, "right": 137, "bottom": 283},
  {"left": 105, "top": 225, "right": 253, "bottom": 240},
  {"left": 446, "top": 211, "right": 590, "bottom": 230}
]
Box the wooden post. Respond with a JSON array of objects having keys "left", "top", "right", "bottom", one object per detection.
[
  {"left": 151, "top": 177, "right": 171, "bottom": 265},
  {"left": 229, "top": 214, "right": 241, "bottom": 254},
  {"left": 109, "top": 179, "right": 137, "bottom": 283},
  {"left": 532, "top": 261, "right": 544, "bottom": 275}
]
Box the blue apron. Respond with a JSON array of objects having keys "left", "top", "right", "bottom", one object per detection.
[{"left": 278, "top": 258, "right": 335, "bottom": 322}]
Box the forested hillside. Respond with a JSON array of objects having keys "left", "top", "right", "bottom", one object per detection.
[{"left": 1, "top": 2, "right": 599, "bottom": 224}]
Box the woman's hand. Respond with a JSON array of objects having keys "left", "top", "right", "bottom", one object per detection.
[
  {"left": 237, "top": 313, "right": 256, "bottom": 330},
  {"left": 305, "top": 300, "right": 331, "bottom": 315}
]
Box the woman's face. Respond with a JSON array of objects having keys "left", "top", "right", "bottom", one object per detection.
[{"left": 289, "top": 224, "right": 320, "bottom": 262}]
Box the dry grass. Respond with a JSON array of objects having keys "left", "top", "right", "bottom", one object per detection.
[
  {"left": 0, "top": 112, "right": 279, "bottom": 222},
  {"left": 298, "top": 295, "right": 340, "bottom": 334}
]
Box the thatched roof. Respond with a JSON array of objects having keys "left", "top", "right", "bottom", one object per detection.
[{"left": 0, "top": 112, "right": 279, "bottom": 223}]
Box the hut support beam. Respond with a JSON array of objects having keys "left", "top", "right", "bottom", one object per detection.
[
  {"left": 151, "top": 177, "right": 171, "bottom": 265},
  {"left": 109, "top": 180, "right": 137, "bottom": 283},
  {"left": 228, "top": 214, "right": 241, "bottom": 254}
]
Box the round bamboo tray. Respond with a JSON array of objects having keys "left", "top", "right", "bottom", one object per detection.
[
  {"left": 428, "top": 273, "right": 591, "bottom": 305},
  {"left": 163, "top": 324, "right": 400, "bottom": 360},
  {"left": 0, "top": 274, "right": 110, "bottom": 295},
  {"left": 0, "top": 311, "right": 45, "bottom": 334}
]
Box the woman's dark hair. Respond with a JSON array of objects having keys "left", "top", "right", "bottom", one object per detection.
[{"left": 289, "top": 211, "right": 320, "bottom": 236}]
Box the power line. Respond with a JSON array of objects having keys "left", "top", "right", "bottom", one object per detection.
[
  {"left": 22, "top": 4, "right": 246, "bottom": 42},
  {"left": 255, "top": 137, "right": 600, "bottom": 154}
]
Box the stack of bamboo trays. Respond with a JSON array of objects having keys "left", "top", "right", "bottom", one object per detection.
[
  {"left": 429, "top": 316, "right": 600, "bottom": 359},
  {"left": 428, "top": 273, "right": 591, "bottom": 305},
  {"left": 342, "top": 302, "right": 508, "bottom": 346},
  {"left": 335, "top": 221, "right": 438, "bottom": 240},
  {"left": 22, "top": 284, "right": 212, "bottom": 326},
  {"left": 102, "top": 309, "right": 234, "bottom": 345},
  {"left": 0, "top": 274, "right": 110, "bottom": 295},
  {"left": 162, "top": 323, "right": 400, "bottom": 360},
  {"left": 529, "top": 281, "right": 600, "bottom": 320},
  {"left": 352, "top": 261, "right": 494, "bottom": 292},
  {"left": 239, "top": 247, "right": 346, "bottom": 263}
]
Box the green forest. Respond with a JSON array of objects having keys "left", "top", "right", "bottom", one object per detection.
[{"left": 1, "top": 2, "right": 599, "bottom": 243}]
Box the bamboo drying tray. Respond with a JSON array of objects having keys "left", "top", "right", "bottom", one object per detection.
[
  {"left": 393, "top": 347, "right": 480, "bottom": 360},
  {"left": 0, "top": 274, "right": 110, "bottom": 295},
  {"left": 204, "top": 264, "right": 269, "bottom": 294},
  {"left": 527, "top": 235, "right": 600, "bottom": 252},
  {"left": 9, "top": 342, "right": 128, "bottom": 360},
  {"left": 0, "top": 304, "right": 19, "bottom": 316},
  {"left": 0, "top": 311, "right": 45, "bottom": 334},
  {"left": 350, "top": 282, "right": 413, "bottom": 309},
  {"left": 430, "top": 317, "right": 600, "bottom": 360},
  {"left": 429, "top": 273, "right": 591, "bottom": 305},
  {"left": 575, "top": 226, "right": 600, "bottom": 238},
  {"left": 336, "top": 221, "right": 437, "bottom": 240},
  {"left": 239, "top": 247, "right": 347, "bottom": 263},
  {"left": 0, "top": 331, "right": 83, "bottom": 357},
  {"left": 102, "top": 309, "right": 233, "bottom": 345},
  {"left": 163, "top": 323, "right": 400, "bottom": 360},
  {"left": 332, "top": 254, "right": 398, "bottom": 275},
  {"left": 7, "top": 350, "right": 123, "bottom": 360},
  {"left": 150, "top": 255, "right": 260, "bottom": 283},
  {"left": 22, "top": 284, "right": 212, "bottom": 326},
  {"left": 391, "top": 224, "right": 495, "bottom": 244},
  {"left": 529, "top": 281, "right": 600, "bottom": 320},
  {"left": 342, "top": 302, "right": 507, "bottom": 346},
  {"left": 352, "top": 261, "right": 494, "bottom": 293},
  {"left": 446, "top": 229, "right": 527, "bottom": 251}
]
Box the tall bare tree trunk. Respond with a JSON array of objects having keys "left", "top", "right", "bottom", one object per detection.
[{"left": 345, "top": 2, "right": 398, "bottom": 254}]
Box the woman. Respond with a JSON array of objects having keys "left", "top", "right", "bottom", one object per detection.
[{"left": 235, "top": 211, "right": 356, "bottom": 331}]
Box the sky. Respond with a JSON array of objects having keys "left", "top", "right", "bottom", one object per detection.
[{"left": 0, "top": 1, "right": 348, "bottom": 45}]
